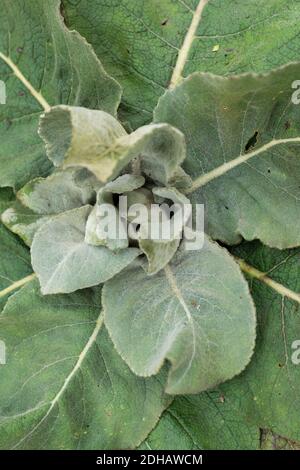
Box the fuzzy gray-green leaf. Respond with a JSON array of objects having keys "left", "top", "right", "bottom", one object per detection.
[
  {"left": 104, "top": 237, "right": 256, "bottom": 394},
  {"left": 31, "top": 205, "right": 140, "bottom": 294}
]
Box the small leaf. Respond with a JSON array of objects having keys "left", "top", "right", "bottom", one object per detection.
[
  {"left": 128, "top": 124, "right": 186, "bottom": 185},
  {"left": 85, "top": 174, "right": 145, "bottom": 250},
  {"left": 17, "top": 168, "right": 100, "bottom": 214},
  {"left": 139, "top": 187, "right": 191, "bottom": 275},
  {"left": 103, "top": 237, "right": 256, "bottom": 394},
  {"left": 0, "top": 281, "right": 170, "bottom": 449},
  {"left": 1, "top": 168, "right": 99, "bottom": 246},
  {"left": 104, "top": 174, "right": 145, "bottom": 193},
  {"left": 31, "top": 205, "right": 140, "bottom": 294}
]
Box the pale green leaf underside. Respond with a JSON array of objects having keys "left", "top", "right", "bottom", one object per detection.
[
  {"left": 155, "top": 63, "right": 300, "bottom": 249},
  {"left": 104, "top": 237, "right": 256, "bottom": 394},
  {"left": 0, "top": 281, "right": 170, "bottom": 450},
  {"left": 0, "top": 0, "right": 121, "bottom": 189},
  {"left": 31, "top": 205, "right": 140, "bottom": 294}
]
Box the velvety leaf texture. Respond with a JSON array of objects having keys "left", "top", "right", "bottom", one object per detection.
[
  {"left": 0, "top": 223, "right": 31, "bottom": 311},
  {"left": 1, "top": 0, "right": 300, "bottom": 452},
  {"left": 0, "top": 281, "right": 170, "bottom": 449},
  {"left": 39, "top": 106, "right": 186, "bottom": 185},
  {"left": 104, "top": 237, "right": 256, "bottom": 394},
  {"left": 0, "top": 0, "right": 121, "bottom": 189},
  {"left": 154, "top": 64, "right": 300, "bottom": 249},
  {"left": 140, "top": 393, "right": 260, "bottom": 450},
  {"left": 31, "top": 206, "right": 140, "bottom": 294},
  {"left": 63, "top": 0, "right": 300, "bottom": 128},
  {"left": 1, "top": 168, "right": 100, "bottom": 246}
]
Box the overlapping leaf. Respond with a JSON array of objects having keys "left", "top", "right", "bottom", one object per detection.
[
  {"left": 85, "top": 174, "right": 145, "bottom": 250},
  {"left": 0, "top": 281, "right": 170, "bottom": 449},
  {"left": 140, "top": 393, "right": 260, "bottom": 450},
  {"left": 0, "top": 0, "right": 121, "bottom": 189},
  {"left": 104, "top": 237, "right": 256, "bottom": 394},
  {"left": 39, "top": 105, "right": 186, "bottom": 184},
  {"left": 1, "top": 168, "right": 100, "bottom": 246},
  {"left": 31, "top": 206, "right": 140, "bottom": 294},
  {"left": 155, "top": 64, "right": 300, "bottom": 248},
  {"left": 62, "top": 0, "right": 300, "bottom": 128}
]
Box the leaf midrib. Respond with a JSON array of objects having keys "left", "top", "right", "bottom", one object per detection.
[
  {"left": 11, "top": 311, "right": 104, "bottom": 449},
  {"left": 185, "top": 137, "right": 300, "bottom": 194}
]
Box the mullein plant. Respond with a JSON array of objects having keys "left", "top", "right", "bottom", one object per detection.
[{"left": 0, "top": 0, "right": 299, "bottom": 450}]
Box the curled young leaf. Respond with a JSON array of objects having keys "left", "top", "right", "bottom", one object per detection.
[
  {"left": 85, "top": 174, "right": 145, "bottom": 250},
  {"left": 39, "top": 106, "right": 186, "bottom": 185},
  {"left": 39, "top": 106, "right": 127, "bottom": 182},
  {"left": 139, "top": 187, "right": 191, "bottom": 275}
]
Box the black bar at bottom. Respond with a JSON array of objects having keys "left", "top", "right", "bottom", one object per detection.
[{"left": 0, "top": 450, "right": 298, "bottom": 466}]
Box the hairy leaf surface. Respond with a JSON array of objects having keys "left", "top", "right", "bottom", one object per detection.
[
  {"left": 0, "top": 281, "right": 170, "bottom": 449},
  {"left": 1, "top": 168, "right": 100, "bottom": 246},
  {"left": 31, "top": 206, "right": 140, "bottom": 294},
  {"left": 0, "top": 0, "right": 121, "bottom": 189},
  {"left": 155, "top": 64, "right": 300, "bottom": 248},
  {"left": 63, "top": 0, "right": 300, "bottom": 128},
  {"left": 140, "top": 393, "right": 260, "bottom": 450},
  {"left": 104, "top": 238, "right": 256, "bottom": 394}
]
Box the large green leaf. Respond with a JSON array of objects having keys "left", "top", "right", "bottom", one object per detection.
[
  {"left": 0, "top": 223, "right": 32, "bottom": 311},
  {"left": 165, "top": 242, "right": 300, "bottom": 446},
  {"left": 103, "top": 237, "right": 256, "bottom": 394},
  {"left": 63, "top": 0, "right": 300, "bottom": 128},
  {"left": 0, "top": 189, "right": 32, "bottom": 311},
  {"left": 31, "top": 206, "right": 140, "bottom": 294},
  {"left": 140, "top": 393, "right": 260, "bottom": 450},
  {"left": 154, "top": 64, "right": 300, "bottom": 249},
  {"left": 224, "top": 242, "right": 300, "bottom": 441},
  {"left": 0, "top": 0, "right": 121, "bottom": 189},
  {"left": 0, "top": 281, "right": 170, "bottom": 449}
]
